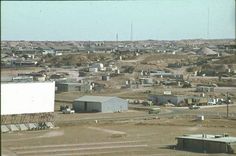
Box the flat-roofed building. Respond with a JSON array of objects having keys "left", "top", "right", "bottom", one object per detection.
[
  {"left": 176, "top": 134, "right": 236, "bottom": 154},
  {"left": 196, "top": 85, "right": 215, "bottom": 92}
]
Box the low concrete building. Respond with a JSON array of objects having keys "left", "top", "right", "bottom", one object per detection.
[
  {"left": 139, "top": 78, "right": 153, "bottom": 84},
  {"left": 168, "top": 63, "right": 182, "bottom": 68},
  {"left": 148, "top": 94, "right": 208, "bottom": 106},
  {"left": 89, "top": 67, "right": 98, "bottom": 73},
  {"left": 176, "top": 134, "right": 236, "bottom": 154},
  {"left": 18, "top": 73, "right": 46, "bottom": 82},
  {"left": 13, "top": 60, "right": 38, "bottom": 67},
  {"left": 80, "top": 83, "right": 93, "bottom": 93},
  {"left": 149, "top": 70, "right": 173, "bottom": 77},
  {"left": 12, "top": 76, "right": 33, "bottom": 82},
  {"left": 91, "top": 63, "right": 104, "bottom": 70},
  {"left": 196, "top": 85, "right": 215, "bottom": 92},
  {"left": 73, "top": 96, "right": 128, "bottom": 113},
  {"left": 42, "top": 49, "right": 55, "bottom": 55},
  {"left": 56, "top": 81, "right": 101, "bottom": 93},
  {"left": 56, "top": 82, "right": 81, "bottom": 93},
  {"left": 149, "top": 94, "right": 186, "bottom": 105}
]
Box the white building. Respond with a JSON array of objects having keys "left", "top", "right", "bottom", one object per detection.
[
  {"left": 89, "top": 67, "right": 98, "bottom": 73},
  {"left": 91, "top": 63, "right": 104, "bottom": 70},
  {"left": 1, "top": 82, "right": 55, "bottom": 115},
  {"left": 42, "top": 49, "right": 55, "bottom": 55}
]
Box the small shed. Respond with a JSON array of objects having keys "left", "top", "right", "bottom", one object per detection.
[
  {"left": 73, "top": 96, "right": 128, "bottom": 113},
  {"left": 102, "top": 75, "right": 110, "bottom": 81}
]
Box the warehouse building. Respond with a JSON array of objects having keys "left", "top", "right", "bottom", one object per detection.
[
  {"left": 176, "top": 134, "right": 236, "bottom": 154},
  {"left": 73, "top": 96, "right": 128, "bottom": 113}
]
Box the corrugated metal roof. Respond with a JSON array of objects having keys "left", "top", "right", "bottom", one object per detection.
[
  {"left": 74, "top": 96, "right": 118, "bottom": 103},
  {"left": 176, "top": 134, "right": 236, "bottom": 143}
]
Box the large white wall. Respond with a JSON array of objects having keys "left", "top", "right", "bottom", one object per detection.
[{"left": 1, "top": 82, "right": 55, "bottom": 115}]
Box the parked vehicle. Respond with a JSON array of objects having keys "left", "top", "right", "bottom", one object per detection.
[
  {"left": 148, "top": 107, "right": 160, "bottom": 114},
  {"left": 207, "top": 98, "right": 217, "bottom": 105},
  {"left": 189, "top": 105, "right": 200, "bottom": 110},
  {"left": 60, "top": 105, "right": 69, "bottom": 111},
  {"left": 62, "top": 108, "right": 75, "bottom": 114},
  {"left": 142, "top": 100, "right": 153, "bottom": 106}
]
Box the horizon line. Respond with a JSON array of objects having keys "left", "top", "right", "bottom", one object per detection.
[{"left": 2, "top": 38, "right": 235, "bottom": 42}]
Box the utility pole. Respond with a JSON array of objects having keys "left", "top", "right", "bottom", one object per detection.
[
  {"left": 116, "top": 33, "right": 119, "bottom": 52},
  {"left": 226, "top": 92, "right": 229, "bottom": 118},
  {"left": 207, "top": 7, "right": 210, "bottom": 39},
  {"left": 116, "top": 33, "right": 118, "bottom": 42},
  {"left": 130, "top": 22, "right": 133, "bottom": 41}
]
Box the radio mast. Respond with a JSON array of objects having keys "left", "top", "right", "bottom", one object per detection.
[{"left": 130, "top": 22, "right": 133, "bottom": 41}]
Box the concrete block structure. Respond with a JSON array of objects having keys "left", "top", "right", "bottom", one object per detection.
[
  {"left": 56, "top": 82, "right": 81, "bottom": 93},
  {"left": 17, "top": 124, "right": 28, "bottom": 131},
  {"left": 196, "top": 85, "right": 215, "bottom": 92},
  {"left": 148, "top": 94, "right": 186, "bottom": 105},
  {"left": 148, "top": 94, "right": 208, "bottom": 106},
  {"left": 1, "top": 125, "right": 9, "bottom": 133},
  {"left": 28, "top": 123, "right": 37, "bottom": 130},
  {"left": 73, "top": 96, "right": 128, "bottom": 113},
  {"left": 8, "top": 124, "right": 19, "bottom": 131},
  {"left": 176, "top": 134, "right": 236, "bottom": 154}
]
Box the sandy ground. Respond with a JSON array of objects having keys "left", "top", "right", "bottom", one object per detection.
[
  {"left": 1, "top": 54, "right": 236, "bottom": 155},
  {"left": 2, "top": 115, "right": 236, "bottom": 156}
]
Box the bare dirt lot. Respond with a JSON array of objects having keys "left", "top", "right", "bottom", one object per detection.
[
  {"left": 2, "top": 120, "right": 236, "bottom": 156},
  {"left": 1, "top": 52, "right": 236, "bottom": 155},
  {"left": 2, "top": 106, "right": 236, "bottom": 156}
]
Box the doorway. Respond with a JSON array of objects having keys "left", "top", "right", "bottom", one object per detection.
[{"left": 84, "top": 102, "right": 88, "bottom": 111}]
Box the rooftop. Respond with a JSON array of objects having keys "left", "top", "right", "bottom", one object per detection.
[
  {"left": 176, "top": 134, "right": 236, "bottom": 143},
  {"left": 74, "top": 95, "right": 118, "bottom": 103}
]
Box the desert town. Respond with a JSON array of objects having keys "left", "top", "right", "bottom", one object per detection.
[{"left": 1, "top": 39, "right": 236, "bottom": 155}]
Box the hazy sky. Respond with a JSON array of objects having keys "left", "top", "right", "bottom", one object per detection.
[{"left": 1, "top": 0, "right": 235, "bottom": 41}]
